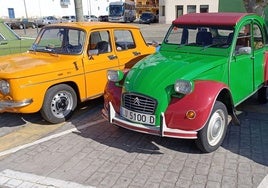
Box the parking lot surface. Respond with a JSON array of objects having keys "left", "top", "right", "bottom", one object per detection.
[{"left": 0, "top": 24, "right": 267, "bottom": 188}]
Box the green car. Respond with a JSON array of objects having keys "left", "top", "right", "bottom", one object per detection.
[
  {"left": 102, "top": 13, "right": 268, "bottom": 152},
  {"left": 0, "top": 21, "right": 34, "bottom": 56}
]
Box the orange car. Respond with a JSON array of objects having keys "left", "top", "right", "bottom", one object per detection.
[{"left": 0, "top": 22, "right": 155, "bottom": 123}]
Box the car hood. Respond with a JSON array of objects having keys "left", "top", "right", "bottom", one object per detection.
[
  {"left": 124, "top": 51, "right": 226, "bottom": 97},
  {"left": 0, "top": 52, "right": 81, "bottom": 79}
]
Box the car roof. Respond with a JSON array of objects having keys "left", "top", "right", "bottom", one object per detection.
[
  {"left": 172, "top": 13, "right": 252, "bottom": 26},
  {"left": 44, "top": 22, "right": 139, "bottom": 30}
]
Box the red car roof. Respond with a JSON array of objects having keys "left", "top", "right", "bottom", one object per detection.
[{"left": 172, "top": 13, "right": 251, "bottom": 26}]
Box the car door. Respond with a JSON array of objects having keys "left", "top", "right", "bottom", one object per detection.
[
  {"left": 229, "top": 22, "right": 254, "bottom": 104},
  {"left": 83, "top": 29, "right": 119, "bottom": 98}
]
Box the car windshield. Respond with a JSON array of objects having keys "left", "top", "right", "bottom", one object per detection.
[
  {"left": 31, "top": 27, "right": 85, "bottom": 55},
  {"left": 164, "top": 25, "right": 234, "bottom": 48}
]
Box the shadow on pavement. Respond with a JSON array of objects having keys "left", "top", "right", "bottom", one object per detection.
[{"left": 72, "top": 94, "right": 268, "bottom": 167}]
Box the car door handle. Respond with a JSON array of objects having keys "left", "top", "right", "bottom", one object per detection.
[
  {"left": 133, "top": 51, "right": 141, "bottom": 56},
  {"left": 108, "top": 55, "right": 117, "bottom": 60}
]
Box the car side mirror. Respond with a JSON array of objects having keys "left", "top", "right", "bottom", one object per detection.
[{"left": 237, "top": 46, "right": 252, "bottom": 55}]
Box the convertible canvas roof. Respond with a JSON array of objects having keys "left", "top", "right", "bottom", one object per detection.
[{"left": 172, "top": 13, "right": 251, "bottom": 26}]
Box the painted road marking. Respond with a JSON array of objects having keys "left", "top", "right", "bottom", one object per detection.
[
  {"left": 0, "top": 118, "right": 106, "bottom": 157},
  {"left": 0, "top": 169, "right": 94, "bottom": 188},
  {"left": 258, "top": 174, "right": 268, "bottom": 188}
]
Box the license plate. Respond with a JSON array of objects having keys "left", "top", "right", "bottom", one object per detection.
[{"left": 120, "top": 107, "right": 155, "bottom": 125}]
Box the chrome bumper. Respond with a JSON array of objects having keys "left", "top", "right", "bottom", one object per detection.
[
  {"left": 0, "top": 98, "right": 33, "bottom": 112},
  {"left": 103, "top": 102, "right": 198, "bottom": 139}
]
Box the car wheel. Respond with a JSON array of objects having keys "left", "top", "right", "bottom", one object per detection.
[
  {"left": 19, "top": 24, "right": 24, "bottom": 29},
  {"left": 195, "top": 101, "right": 228, "bottom": 153},
  {"left": 257, "top": 87, "right": 267, "bottom": 104},
  {"left": 41, "top": 84, "right": 77, "bottom": 124},
  {"left": 32, "top": 23, "right": 36, "bottom": 29}
]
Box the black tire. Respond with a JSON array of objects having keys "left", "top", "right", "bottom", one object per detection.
[
  {"left": 257, "top": 87, "right": 267, "bottom": 104},
  {"left": 195, "top": 101, "right": 228, "bottom": 153},
  {"left": 40, "top": 84, "right": 77, "bottom": 124}
]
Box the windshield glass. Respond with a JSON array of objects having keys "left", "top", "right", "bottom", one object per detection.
[
  {"left": 32, "top": 27, "right": 85, "bottom": 54},
  {"left": 164, "top": 25, "right": 234, "bottom": 48},
  {"left": 109, "top": 5, "right": 124, "bottom": 16}
]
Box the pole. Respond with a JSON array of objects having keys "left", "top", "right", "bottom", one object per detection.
[{"left": 74, "top": 0, "right": 84, "bottom": 22}]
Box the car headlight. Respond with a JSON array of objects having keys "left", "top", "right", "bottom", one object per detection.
[
  {"left": 107, "top": 70, "right": 124, "bottom": 82},
  {"left": 0, "top": 80, "right": 10, "bottom": 95},
  {"left": 174, "top": 80, "right": 193, "bottom": 95}
]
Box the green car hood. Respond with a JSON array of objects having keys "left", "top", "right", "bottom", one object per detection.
[{"left": 123, "top": 51, "right": 227, "bottom": 113}]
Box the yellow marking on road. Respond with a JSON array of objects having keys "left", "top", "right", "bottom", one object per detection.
[{"left": 0, "top": 122, "right": 64, "bottom": 152}]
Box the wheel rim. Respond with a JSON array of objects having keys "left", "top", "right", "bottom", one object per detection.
[
  {"left": 207, "top": 109, "right": 226, "bottom": 146},
  {"left": 50, "top": 91, "right": 74, "bottom": 118}
]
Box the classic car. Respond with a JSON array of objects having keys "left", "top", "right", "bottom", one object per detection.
[
  {"left": 0, "top": 22, "right": 155, "bottom": 123},
  {"left": 0, "top": 21, "right": 34, "bottom": 56},
  {"left": 102, "top": 13, "right": 268, "bottom": 152}
]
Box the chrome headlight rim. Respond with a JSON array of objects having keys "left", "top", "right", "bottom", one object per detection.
[
  {"left": 107, "top": 70, "right": 124, "bottom": 82},
  {"left": 174, "top": 79, "right": 194, "bottom": 95},
  {"left": 0, "top": 79, "right": 10, "bottom": 95}
]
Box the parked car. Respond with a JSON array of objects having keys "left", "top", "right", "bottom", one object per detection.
[
  {"left": 98, "top": 15, "right": 109, "bottom": 22},
  {"left": 139, "top": 12, "right": 158, "bottom": 24},
  {"left": 6, "top": 19, "right": 37, "bottom": 29},
  {"left": 62, "top": 16, "right": 76, "bottom": 22},
  {"left": 102, "top": 13, "right": 268, "bottom": 152},
  {"left": 0, "top": 21, "right": 34, "bottom": 55},
  {"left": 0, "top": 22, "right": 155, "bottom": 123},
  {"left": 40, "top": 16, "right": 59, "bottom": 25},
  {"left": 84, "top": 15, "right": 98, "bottom": 22}
]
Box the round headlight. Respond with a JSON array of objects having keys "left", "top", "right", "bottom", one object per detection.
[
  {"left": 107, "top": 70, "right": 124, "bottom": 82},
  {"left": 0, "top": 80, "right": 10, "bottom": 95},
  {"left": 174, "top": 80, "right": 193, "bottom": 95}
]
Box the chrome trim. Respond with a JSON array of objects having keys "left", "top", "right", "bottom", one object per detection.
[
  {"left": 108, "top": 102, "right": 198, "bottom": 139},
  {"left": 0, "top": 98, "right": 33, "bottom": 111}
]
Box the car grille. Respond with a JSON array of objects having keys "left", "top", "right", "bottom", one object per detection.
[{"left": 122, "top": 93, "right": 157, "bottom": 115}]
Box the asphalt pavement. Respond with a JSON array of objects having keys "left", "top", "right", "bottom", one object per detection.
[{"left": 0, "top": 23, "right": 267, "bottom": 188}]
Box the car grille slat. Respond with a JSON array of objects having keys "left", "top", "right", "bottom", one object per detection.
[{"left": 122, "top": 93, "right": 157, "bottom": 114}]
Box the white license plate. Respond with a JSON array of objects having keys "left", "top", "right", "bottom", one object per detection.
[{"left": 120, "top": 107, "right": 155, "bottom": 125}]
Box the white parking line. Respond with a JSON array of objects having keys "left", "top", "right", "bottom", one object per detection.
[
  {"left": 0, "top": 119, "right": 106, "bottom": 157},
  {"left": 0, "top": 169, "right": 95, "bottom": 188},
  {"left": 258, "top": 174, "right": 268, "bottom": 188}
]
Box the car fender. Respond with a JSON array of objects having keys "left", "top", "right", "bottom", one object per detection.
[
  {"left": 264, "top": 52, "right": 268, "bottom": 84},
  {"left": 103, "top": 81, "right": 122, "bottom": 113},
  {"left": 165, "top": 80, "right": 229, "bottom": 131}
]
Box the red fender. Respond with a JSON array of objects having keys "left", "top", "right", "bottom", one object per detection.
[
  {"left": 103, "top": 81, "right": 122, "bottom": 113},
  {"left": 165, "top": 80, "right": 229, "bottom": 131}
]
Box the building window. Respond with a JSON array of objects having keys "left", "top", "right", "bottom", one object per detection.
[
  {"left": 200, "top": 5, "right": 209, "bottom": 13},
  {"left": 161, "top": 6, "right": 165, "bottom": 16},
  {"left": 187, "top": 5, "right": 196, "bottom": 14},
  {"left": 176, "top": 5, "right": 183, "bottom": 18}
]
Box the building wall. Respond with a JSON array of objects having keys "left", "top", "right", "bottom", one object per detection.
[
  {"left": 159, "top": 0, "right": 219, "bottom": 24},
  {"left": 0, "top": 0, "right": 119, "bottom": 20}
]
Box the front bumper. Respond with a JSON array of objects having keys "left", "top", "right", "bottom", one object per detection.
[
  {"left": 102, "top": 102, "right": 198, "bottom": 139},
  {"left": 0, "top": 98, "right": 33, "bottom": 112}
]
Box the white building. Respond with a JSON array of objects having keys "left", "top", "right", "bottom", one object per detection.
[
  {"left": 0, "top": 0, "right": 119, "bottom": 19},
  {"left": 159, "top": 0, "right": 219, "bottom": 24}
]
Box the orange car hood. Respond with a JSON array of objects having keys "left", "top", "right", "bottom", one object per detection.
[{"left": 0, "top": 52, "right": 80, "bottom": 78}]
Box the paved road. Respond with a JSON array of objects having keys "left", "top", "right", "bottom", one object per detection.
[{"left": 0, "top": 23, "right": 267, "bottom": 188}]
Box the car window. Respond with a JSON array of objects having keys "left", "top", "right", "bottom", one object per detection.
[
  {"left": 114, "top": 30, "right": 136, "bottom": 51},
  {"left": 88, "top": 30, "right": 111, "bottom": 54},
  {"left": 253, "top": 23, "right": 264, "bottom": 50},
  {"left": 32, "top": 28, "right": 85, "bottom": 54}
]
